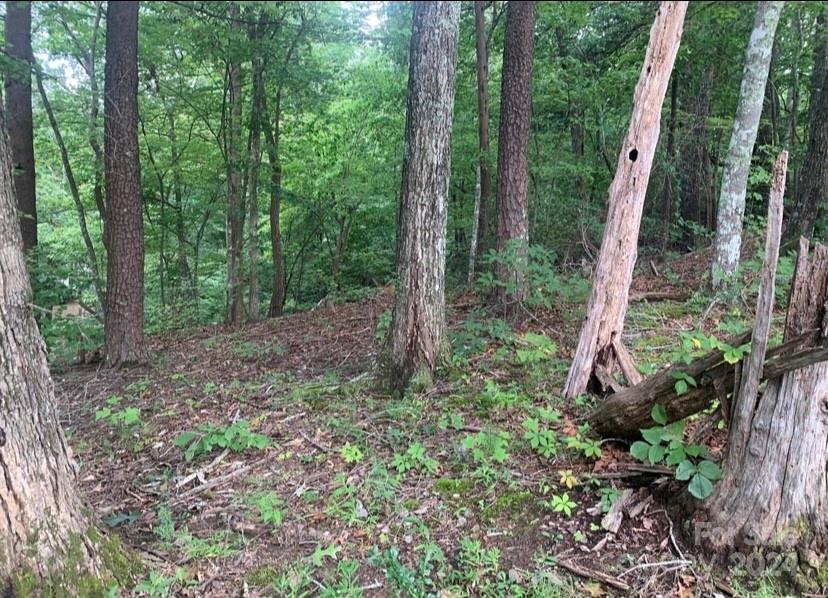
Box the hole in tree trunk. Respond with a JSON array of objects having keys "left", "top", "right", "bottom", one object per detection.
[{"left": 629, "top": 148, "right": 638, "bottom": 162}]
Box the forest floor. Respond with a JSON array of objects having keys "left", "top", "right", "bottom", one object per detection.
[{"left": 54, "top": 245, "right": 789, "bottom": 597}]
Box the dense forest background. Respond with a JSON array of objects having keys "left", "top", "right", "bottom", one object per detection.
[{"left": 22, "top": 1, "right": 825, "bottom": 356}]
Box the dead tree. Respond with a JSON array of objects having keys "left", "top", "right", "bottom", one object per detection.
[{"left": 564, "top": 2, "right": 688, "bottom": 399}]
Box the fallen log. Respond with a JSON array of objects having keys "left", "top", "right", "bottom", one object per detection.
[{"left": 587, "top": 329, "right": 825, "bottom": 438}]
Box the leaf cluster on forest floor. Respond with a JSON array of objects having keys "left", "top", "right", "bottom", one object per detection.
[{"left": 55, "top": 244, "right": 796, "bottom": 597}]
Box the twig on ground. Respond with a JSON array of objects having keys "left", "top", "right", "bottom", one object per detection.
[{"left": 556, "top": 559, "right": 631, "bottom": 592}]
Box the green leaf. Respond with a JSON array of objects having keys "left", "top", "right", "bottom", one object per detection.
[
  {"left": 697, "top": 460, "right": 722, "bottom": 481},
  {"left": 630, "top": 441, "right": 650, "bottom": 461},
  {"left": 665, "top": 447, "right": 686, "bottom": 466},
  {"left": 675, "top": 459, "right": 695, "bottom": 481},
  {"left": 641, "top": 426, "right": 664, "bottom": 445},
  {"left": 648, "top": 443, "right": 666, "bottom": 464},
  {"left": 674, "top": 379, "right": 688, "bottom": 395},
  {"left": 688, "top": 473, "right": 714, "bottom": 499},
  {"left": 651, "top": 404, "right": 667, "bottom": 425},
  {"left": 175, "top": 431, "right": 198, "bottom": 447}
]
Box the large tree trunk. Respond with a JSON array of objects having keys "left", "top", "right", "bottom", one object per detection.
[
  {"left": 493, "top": 1, "right": 536, "bottom": 316},
  {"left": 468, "top": 0, "right": 492, "bottom": 283},
  {"left": 703, "top": 237, "right": 828, "bottom": 557},
  {"left": 5, "top": 0, "right": 36, "bottom": 252},
  {"left": 226, "top": 4, "right": 246, "bottom": 325},
  {"left": 104, "top": 1, "right": 147, "bottom": 367},
  {"left": 710, "top": 1, "right": 783, "bottom": 289},
  {"left": 377, "top": 1, "right": 459, "bottom": 394},
  {"left": 784, "top": 10, "right": 828, "bottom": 244},
  {"left": 563, "top": 2, "right": 688, "bottom": 400},
  {"left": 0, "top": 87, "right": 135, "bottom": 595}
]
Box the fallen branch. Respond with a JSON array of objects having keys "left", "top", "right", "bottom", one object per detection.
[{"left": 556, "top": 559, "right": 631, "bottom": 592}]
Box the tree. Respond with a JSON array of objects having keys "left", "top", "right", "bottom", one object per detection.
[
  {"left": 710, "top": 1, "right": 784, "bottom": 289},
  {"left": 246, "top": 16, "right": 265, "bottom": 322},
  {"left": 377, "top": 1, "right": 460, "bottom": 393},
  {"left": 104, "top": 0, "right": 147, "bottom": 366},
  {"left": 784, "top": 8, "right": 827, "bottom": 243},
  {"left": 0, "top": 90, "right": 135, "bottom": 594},
  {"left": 468, "top": 0, "right": 493, "bottom": 284},
  {"left": 493, "top": 0, "right": 537, "bottom": 315},
  {"left": 564, "top": 1, "right": 688, "bottom": 400},
  {"left": 226, "top": 4, "right": 246, "bottom": 324},
  {"left": 5, "top": 0, "right": 37, "bottom": 252}
]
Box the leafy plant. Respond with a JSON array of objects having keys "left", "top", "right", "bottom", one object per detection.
[
  {"left": 95, "top": 396, "right": 141, "bottom": 430},
  {"left": 393, "top": 442, "right": 439, "bottom": 475},
  {"left": 174, "top": 420, "right": 270, "bottom": 462},
  {"left": 630, "top": 405, "right": 722, "bottom": 499},
  {"left": 550, "top": 493, "right": 577, "bottom": 517},
  {"left": 564, "top": 423, "right": 602, "bottom": 459},
  {"left": 522, "top": 418, "right": 558, "bottom": 458},
  {"left": 135, "top": 569, "right": 190, "bottom": 598},
  {"left": 340, "top": 442, "right": 365, "bottom": 464},
  {"left": 515, "top": 332, "right": 557, "bottom": 365},
  {"left": 247, "top": 492, "right": 285, "bottom": 529}
]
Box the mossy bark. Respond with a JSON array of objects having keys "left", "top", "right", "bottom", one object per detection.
[{"left": 0, "top": 76, "right": 138, "bottom": 593}]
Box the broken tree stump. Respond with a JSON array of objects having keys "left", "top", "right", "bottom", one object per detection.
[
  {"left": 563, "top": 2, "right": 688, "bottom": 399},
  {"left": 703, "top": 236, "right": 828, "bottom": 555}
]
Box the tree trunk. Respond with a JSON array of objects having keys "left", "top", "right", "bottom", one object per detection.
[
  {"left": 493, "top": 1, "right": 536, "bottom": 316},
  {"left": 710, "top": 1, "right": 783, "bottom": 289},
  {"left": 703, "top": 238, "right": 828, "bottom": 557},
  {"left": 469, "top": 0, "right": 492, "bottom": 281},
  {"left": 246, "top": 24, "right": 264, "bottom": 323},
  {"left": 0, "top": 87, "right": 135, "bottom": 595},
  {"left": 226, "top": 4, "right": 246, "bottom": 325},
  {"left": 377, "top": 1, "right": 460, "bottom": 394},
  {"left": 563, "top": 1, "right": 688, "bottom": 400},
  {"left": 264, "top": 96, "right": 285, "bottom": 318},
  {"left": 5, "top": 0, "right": 36, "bottom": 252},
  {"left": 784, "top": 10, "right": 828, "bottom": 244},
  {"left": 104, "top": 0, "right": 147, "bottom": 367}
]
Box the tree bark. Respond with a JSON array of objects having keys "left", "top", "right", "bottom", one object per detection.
[
  {"left": 469, "top": 0, "right": 492, "bottom": 282},
  {"left": 661, "top": 72, "right": 678, "bottom": 247},
  {"left": 226, "top": 4, "right": 246, "bottom": 325},
  {"left": 703, "top": 237, "right": 828, "bottom": 556},
  {"left": 564, "top": 1, "right": 688, "bottom": 400},
  {"left": 0, "top": 85, "right": 135, "bottom": 594},
  {"left": 377, "top": 1, "right": 460, "bottom": 393},
  {"left": 710, "top": 1, "right": 783, "bottom": 289},
  {"left": 104, "top": 0, "right": 146, "bottom": 367},
  {"left": 5, "top": 0, "right": 36, "bottom": 252},
  {"left": 493, "top": 1, "right": 537, "bottom": 316},
  {"left": 784, "top": 10, "right": 828, "bottom": 244}
]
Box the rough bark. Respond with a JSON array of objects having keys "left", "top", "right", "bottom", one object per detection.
[
  {"left": 377, "top": 1, "right": 460, "bottom": 393},
  {"left": 0, "top": 87, "right": 135, "bottom": 595},
  {"left": 703, "top": 237, "right": 828, "bottom": 555},
  {"left": 784, "top": 11, "right": 828, "bottom": 244},
  {"left": 4, "top": 0, "right": 36, "bottom": 252},
  {"left": 711, "top": 1, "right": 783, "bottom": 289},
  {"left": 563, "top": 2, "right": 688, "bottom": 399},
  {"left": 104, "top": 0, "right": 147, "bottom": 367},
  {"left": 226, "top": 4, "right": 246, "bottom": 325},
  {"left": 469, "top": 0, "right": 492, "bottom": 281},
  {"left": 493, "top": 0, "right": 536, "bottom": 316}
]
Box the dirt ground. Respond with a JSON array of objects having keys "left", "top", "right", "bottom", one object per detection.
[{"left": 54, "top": 250, "right": 778, "bottom": 597}]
